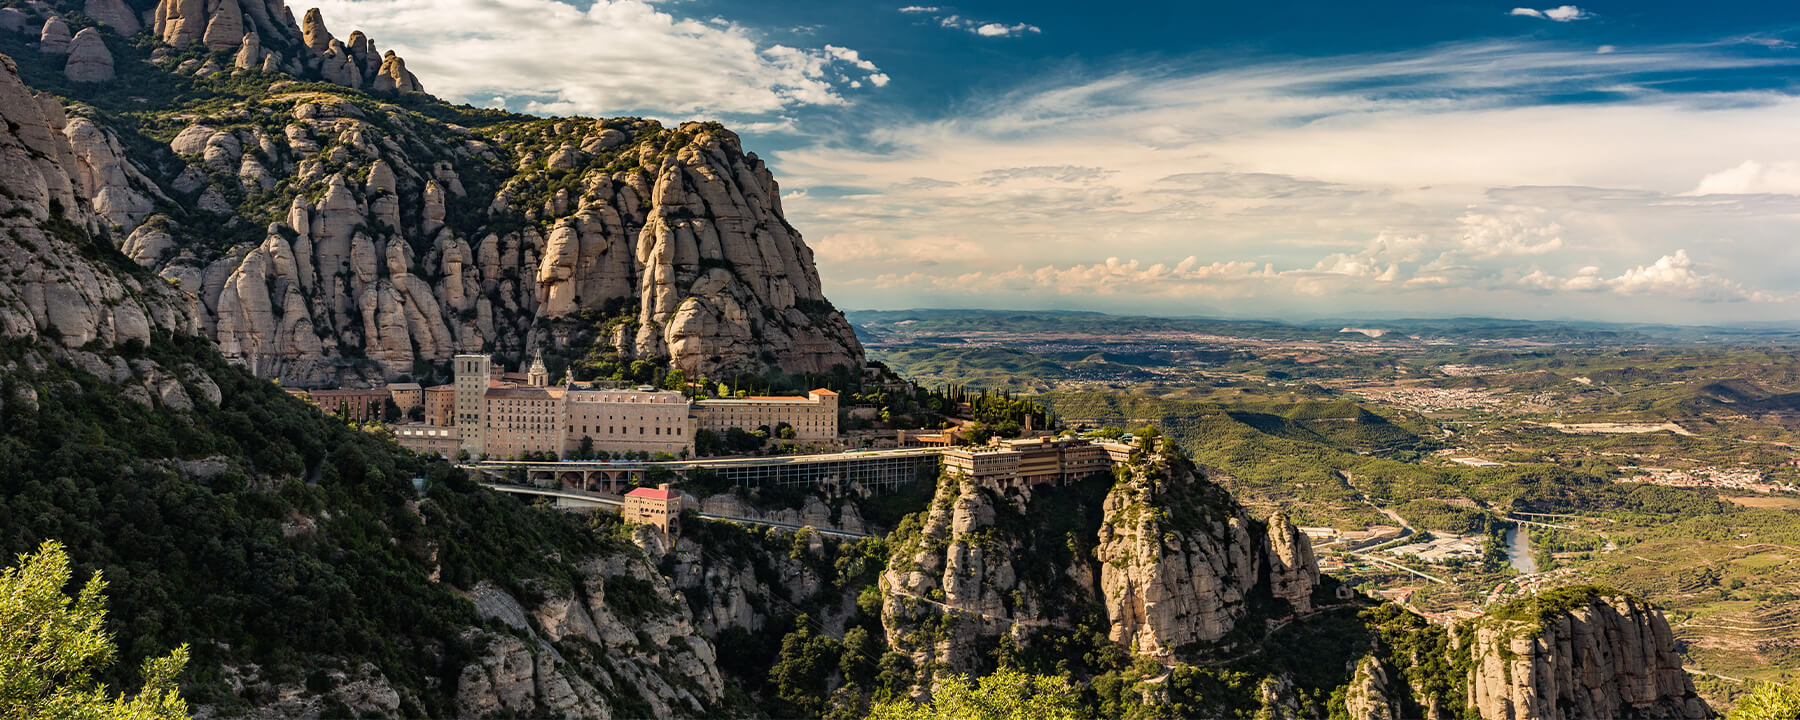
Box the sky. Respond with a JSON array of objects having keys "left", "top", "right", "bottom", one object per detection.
[{"left": 305, "top": 0, "right": 1800, "bottom": 324}]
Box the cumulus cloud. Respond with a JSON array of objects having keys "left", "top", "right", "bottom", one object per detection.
[
  {"left": 307, "top": 0, "right": 886, "bottom": 118},
  {"left": 897, "top": 5, "right": 939, "bottom": 12},
  {"left": 1691, "top": 161, "right": 1800, "bottom": 195},
  {"left": 1457, "top": 211, "right": 1564, "bottom": 258},
  {"left": 1519, "top": 250, "right": 1778, "bottom": 302},
  {"left": 1510, "top": 6, "right": 1591, "bottom": 21}
]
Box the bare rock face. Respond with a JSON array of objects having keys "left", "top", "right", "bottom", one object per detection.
[
  {"left": 0, "top": 54, "right": 203, "bottom": 410},
  {"left": 879, "top": 474, "right": 1024, "bottom": 673},
  {"left": 1465, "top": 591, "right": 1709, "bottom": 720},
  {"left": 1345, "top": 656, "right": 1399, "bottom": 720},
  {"left": 152, "top": 0, "right": 423, "bottom": 93},
  {"left": 0, "top": 55, "right": 187, "bottom": 349},
  {"left": 1095, "top": 449, "right": 1318, "bottom": 659},
  {"left": 1265, "top": 512, "right": 1319, "bottom": 613},
  {"left": 84, "top": 0, "right": 142, "bottom": 35},
  {"left": 373, "top": 50, "right": 421, "bottom": 93},
  {"left": 453, "top": 551, "right": 724, "bottom": 719},
  {"left": 38, "top": 16, "right": 71, "bottom": 55},
  {"left": 45, "top": 1, "right": 862, "bottom": 386},
  {"left": 0, "top": 8, "right": 28, "bottom": 34},
  {"left": 627, "top": 124, "right": 861, "bottom": 377},
  {"left": 64, "top": 28, "right": 114, "bottom": 83}
]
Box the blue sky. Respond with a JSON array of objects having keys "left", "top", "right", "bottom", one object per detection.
[{"left": 310, "top": 0, "right": 1800, "bottom": 323}]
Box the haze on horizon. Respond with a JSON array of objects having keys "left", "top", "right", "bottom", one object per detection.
[{"left": 311, "top": 0, "right": 1800, "bottom": 325}]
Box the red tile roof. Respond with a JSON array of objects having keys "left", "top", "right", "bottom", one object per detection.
[
  {"left": 626, "top": 487, "right": 680, "bottom": 500},
  {"left": 810, "top": 388, "right": 838, "bottom": 396}
]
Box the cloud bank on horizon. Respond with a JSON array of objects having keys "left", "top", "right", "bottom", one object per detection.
[{"left": 307, "top": 0, "right": 1800, "bottom": 324}]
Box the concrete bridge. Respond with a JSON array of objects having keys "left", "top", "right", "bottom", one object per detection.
[
  {"left": 461, "top": 447, "right": 942, "bottom": 494},
  {"left": 480, "top": 483, "right": 873, "bottom": 539}
]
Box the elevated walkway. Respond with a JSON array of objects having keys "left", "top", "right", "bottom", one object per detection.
[
  {"left": 480, "top": 482, "right": 872, "bottom": 539},
  {"left": 461, "top": 447, "right": 942, "bottom": 493}
]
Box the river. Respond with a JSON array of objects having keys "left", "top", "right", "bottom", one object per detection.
[{"left": 1505, "top": 525, "right": 1538, "bottom": 575}]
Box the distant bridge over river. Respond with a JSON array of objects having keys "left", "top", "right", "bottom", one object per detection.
[{"left": 459, "top": 447, "right": 941, "bottom": 494}]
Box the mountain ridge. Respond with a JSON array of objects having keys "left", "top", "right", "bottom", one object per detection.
[{"left": 0, "top": 0, "right": 863, "bottom": 387}]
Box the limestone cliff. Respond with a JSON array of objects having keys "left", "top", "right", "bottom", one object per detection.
[
  {"left": 0, "top": 0, "right": 863, "bottom": 386},
  {"left": 1345, "top": 656, "right": 1400, "bottom": 720},
  {"left": 452, "top": 554, "right": 724, "bottom": 719},
  {"left": 1464, "top": 589, "right": 1709, "bottom": 720},
  {"left": 878, "top": 446, "right": 1319, "bottom": 676},
  {"left": 879, "top": 472, "right": 1036, "bottom": 672},
  {"left": 1095, "top": 448, "right": 1319, "bottom": 658},
  {"left": 0, "top": 52, "right": 215, "bottom": 409}
]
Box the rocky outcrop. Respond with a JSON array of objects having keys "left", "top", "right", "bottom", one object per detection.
[
  {"left": 454, "top": 552, "right": 723, "bottom": 719},
  {"left": 1345, "top": 656, "right": 1399, "bottom": 720},
  {"left": 1465, "top": 590, "right": 1708, "bottom": 720},
  {"left": 0, "top": 54, "right": 188, "bottom": 352},
  {"left": 879, "top": 474, "right": 1026, "bottom": 672},
  {"left": 84, "top": 0, "right": 143, "bottom": 35},
  {"left": 0, "top": 8, "right": 28, "bottom": 34},
  {"left": 1266, "top": 512, "right": 1319, "bottom": 613},
  {"left": 64, "top": 28, "right": 114, "bottom": 82},
  {"left": 102, "top": 103, "right": 861, "bottom": 385},
  {"left": 0, "top": 53, "right": 211, "bottom": 412},
  {"left": 1096, "top": 449, "right": 1319, "bottom": 658},
  {"left": 152, "top": 0, "right": 422, "bottom": 92},
  {"left": 38, "top": 16, "right": 70, "bottom": 55}
]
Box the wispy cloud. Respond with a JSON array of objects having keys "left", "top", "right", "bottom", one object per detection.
[
  {"left": 974, "top": 22, "right": 1040, "bottom": 38},
  {"left": 1510, "top": 6, "right": 1592, "bottom": 22},
  {"left": 902, "top": 7, "right": 1040, "bottom": 38},
  {"left": 308, "top": 0, "right": 886, "bottom": 119}
]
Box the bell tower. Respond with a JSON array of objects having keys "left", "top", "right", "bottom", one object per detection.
[{"left": 528, "top": 350, "right": 549, "bottom": 388}]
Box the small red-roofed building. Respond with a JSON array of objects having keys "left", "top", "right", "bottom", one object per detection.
[{"left": 623, "top": 483, "right": 682, "bottom": 535}]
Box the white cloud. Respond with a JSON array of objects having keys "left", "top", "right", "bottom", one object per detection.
[
  {"left": 975, "top": 22, "right": 1041, "bottom": 37},
  {"left": 1511, "top": 6, "right": 1591, "bottom": 21},
  {"left": 1596, "top": 45, "right": 1616, "bottom": 54},
  {"left": 906, "top": 9, "right": 1040, "bottom": 38},
  {"left": 1457, "top": 211, "right": 1563, "bottom": 258},
  {"left": 767, "top": 39, "right": 1800, "bottom": 320},
  {"left": 1515, "top": 250, "right": 1781, "bottom": 302},
  {"left": 1691, "top": 161, "right": 1800, "bottom": 195},
  {"left": 307, "top": 0, "right": 886, "bottom": 118},
  {"left": 1732, "top": 35, "right": 1795, "bottom": 50}
]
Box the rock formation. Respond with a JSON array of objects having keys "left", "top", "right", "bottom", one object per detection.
[
  {"left": 38, "top": 16, "right": 70, "bottom": 55},
  {"left": 0, "top": 54, "right": 210, "bottom": 410},
  {"left": 453, "top": 554, "right": 724, "bottom": 718},
  {"left": 64, "top": 28, "right": 114, "bottom": 82},
  {"left": 1345, "top": 656, "right": 1399, "bottom": 720},
  {"left": 1096, "top": 448, "right": 1318, "bottom": 657},
  {"left": 0, "top": 8, "right": 28, "bottom": 34},
  {"left": 0, "top": 55, "right": 188, "bottom": 352},
  {"left": 5, "top": 0, "right": 862, "bottom": 387},
  {"left": 1465, "top": 590, "right": 1709, "bottom": 720},
  {"left": 151, "top": 0, "right": 422, "bottom": 92},
  {"left": 84, "top": 0, "right": 142, "bottom": 35},
  {"left": 880, "top": 473, "right": 1029, "bottom": 672}
]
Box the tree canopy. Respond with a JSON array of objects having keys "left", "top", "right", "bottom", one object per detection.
[
  {"left": 866, "top": 668, "right": 1082, "bottom": 720},
  {"left": 0, "top": 540, "right": 188, "bottom": 720}
]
